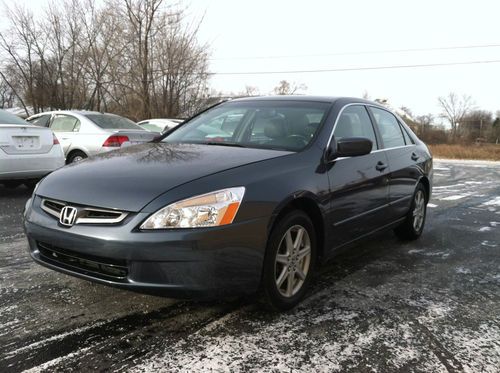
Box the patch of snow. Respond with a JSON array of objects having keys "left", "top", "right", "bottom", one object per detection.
[
  {"left": 433, "top": 167, "right": 450, "bottom": 171},
  {"left": 23, "top": 347, "right": 92, "bottom": 373},
  {"left": 479, "top": 227, "right": 492, "bottom": 232},
  {"left": 408, "top": 249, "right": 425, "bottom": 254},
  {"left": 481, "top": 241, "right": 497, "bottom": 248},
  {"left": 441, "top": 194, "right": 470, "bottom": 201},
  {"left": 427, "top": 203, "right": 438, "bottom": 208},
  {"left": 483, "top": 197, "right": 500, "bottom": 207},
  {"left": 456, "top": 267, "right": 471, "bottom": 274},
  {"left": 5, "top": 320, "right": 107, "bottom": 358}
]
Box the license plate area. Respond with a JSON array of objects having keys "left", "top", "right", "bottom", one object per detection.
[{"left": 13, "top": 136, "right": 40, "bottom": 149}]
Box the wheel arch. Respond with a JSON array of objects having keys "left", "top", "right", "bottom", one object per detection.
[
  {"left": 267, "top": 192, "right": 326, "bottom": 262},
  {"left": 418, "top": 176, "right": 431, "bottom": 202}
]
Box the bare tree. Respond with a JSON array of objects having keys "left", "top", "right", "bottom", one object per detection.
[
  {"left": 438, "top": 93, "right": 474, "bottom": 139},
  {"left": 241, "top": 85, "right": 259, "bottom": 96},
  {"left": 124, "top": 0, "right": 164, "bottom": 119},
  {"left": 272, "top": 80, "right": 307, "bottom": 95},
  {"left": 0, "top": 72, "right": 15, "bottom": 108},
  {"left": 415, "top": 114, "right": 434, "bottom": 137},
  {"left": 0, "top": 0, "right": 210, "bottom": 119}
]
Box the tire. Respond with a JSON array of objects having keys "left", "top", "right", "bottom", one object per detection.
[
  {"left": 261, "top": 210, "right": 316, "bottom": 311},
  {"left": 394, "top": 183, "right": 427, "bottom": 240},
  {"left": 67, "top": 151, "right": 87, "bottom": 164}
]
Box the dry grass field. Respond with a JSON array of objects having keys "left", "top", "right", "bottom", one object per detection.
[{"left": 428, "top": 144, "right": 500, "bottom": 161}]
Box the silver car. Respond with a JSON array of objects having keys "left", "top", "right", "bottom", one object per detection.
[
  {"left": 137, "top": 118, "right": 182, "bottom": 133},
  {"left": 27, "top": 111, "right": 158, "bottom": 163},
  {"left": 0, "top": 109, "right": 65, "bottom": 188}
]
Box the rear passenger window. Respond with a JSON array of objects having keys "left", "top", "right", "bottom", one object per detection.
[
  {"left": 334, "top": 105, "right": 378, "bottom": 150},
  {"left": 51, "top": 115, "right": 80, "bottom": 132},
  {"left": 370, "top": 108, "right": 405, "bottom": 148},
  {"left": 28, "top": 114, "right": 51, "bottom": 127},
  {"left": 400, "top": 123, "right": 415, "bottom": 145}
]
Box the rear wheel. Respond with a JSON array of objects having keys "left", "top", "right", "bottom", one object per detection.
[
  {"left": 394, "top": 183, "right": 427, "bottom": 240},
  {"left": 67, "top": 151, "right": 87, "bottom": 164},
  {"left": 262, "top": 210, "right": 316, "bottom": 311}
]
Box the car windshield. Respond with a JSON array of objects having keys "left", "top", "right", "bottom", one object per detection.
[
  {"left": 0, "top": 110, "right": 29, "bottom": 125},
  {"left": 85, "top": 113, "right": 144, "bottom": 130},
  {"left": 162, "top": 101, "right": 330, "bottom": 151}
]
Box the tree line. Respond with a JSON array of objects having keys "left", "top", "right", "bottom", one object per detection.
[
  {"left": 0, "top": 0, "right": 209, "bottom": 120},
  {"left": 399, "top": 93, "right": 500, "bottom": 145}
]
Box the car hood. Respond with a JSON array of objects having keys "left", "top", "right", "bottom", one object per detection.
[{"left": 37, "top": 143, "right": 291, "bottom": 212}]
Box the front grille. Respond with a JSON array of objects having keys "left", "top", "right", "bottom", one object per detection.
[
  {"left": 37, "top": 241, "right": 128, "bottom": 281},
  {"left": 41, "top": 198, "right": 128, "bottom": 225},
  {"left": 43, "top": 199, "right": 64, "bottom": 214}
]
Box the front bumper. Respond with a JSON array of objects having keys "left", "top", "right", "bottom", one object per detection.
[{"left": 24, "top": 196, "right": 269, "bottom": 298}]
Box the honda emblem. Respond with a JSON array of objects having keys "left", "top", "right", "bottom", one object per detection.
[{"left": 59, "top": 206, "right": 78, "bottom": 227}]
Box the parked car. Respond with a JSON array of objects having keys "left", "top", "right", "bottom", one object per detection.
[
  {"left": 0, "top": 109, "right": 64, "bottom": 189},
  {"left": 27, "top": 111, "right": 157, "bottom": 163},
  {"left": 23, "top": 96, "right": 433, "bottom": 310},
  {"left": 137, "top": 118, "right": 182, "bottom": 133}
]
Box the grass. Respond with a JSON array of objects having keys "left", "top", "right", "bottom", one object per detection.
[{"left": 428, "top": 144, "right": 500, "bottom": 161}]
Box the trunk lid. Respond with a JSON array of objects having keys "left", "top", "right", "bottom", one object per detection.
[
  {"left": 106, "top": 129, "right": 158, "bottom": 146},
  {"left": 0, "top": 124, "right": 54, "bottom": 155}
]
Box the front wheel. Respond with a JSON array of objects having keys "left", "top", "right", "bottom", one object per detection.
[
  {"left": 394, "top": 183, "right": 427, "bottom": 240},
  {"left": 261, "top": 210, "right": 316, "bottom": 311}
]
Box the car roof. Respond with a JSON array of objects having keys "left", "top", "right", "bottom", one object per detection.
[
  {"left": 228, "top": 95, "right": 380, "bottom": 106},
  {"left": 28, "top": 110, "right": 115, "bottom": 118},
  {"left": 139, "top": 118, "right": 177, "bottom": 124}
]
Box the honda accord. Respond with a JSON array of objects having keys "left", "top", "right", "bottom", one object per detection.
[{"left": 23, "top": 96, "right": 433, "bottom": 310}]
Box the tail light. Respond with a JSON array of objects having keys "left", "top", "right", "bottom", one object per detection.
[
  {"left": 53, "top": 134, "right": 60, "bottom": 145},
  {"left": 103, "top": 135, "right": 129, "bottom": 147}
]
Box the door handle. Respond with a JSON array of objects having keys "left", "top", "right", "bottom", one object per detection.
[
  {"left": 411, "top": 152, "right": 419, "bottom": 161},
  {"left": 375, "top": 161, "right": 387, "bottom": 172}
]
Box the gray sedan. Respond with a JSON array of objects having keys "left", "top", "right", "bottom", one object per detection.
[{"left": 27, "top": 111, "right": 158, "bottom": 163}]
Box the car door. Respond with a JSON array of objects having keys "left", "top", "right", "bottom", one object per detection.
[
  {"left": 49, "top": 114, "right": 81, "bottom": 155},
  {"left": 368, "top": 107, "right": 420, "bottom": 220},
  {"left": 326, "top": 104, "right": 391, "bottom": 250}
]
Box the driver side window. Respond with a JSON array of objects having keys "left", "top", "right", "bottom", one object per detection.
[{"left": 334, "top": 105, "right": 378, "bottom": 150}]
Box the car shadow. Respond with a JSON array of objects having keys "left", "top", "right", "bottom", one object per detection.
[{"left": 0, "top": 184, "right": 34, "bottom": 199}]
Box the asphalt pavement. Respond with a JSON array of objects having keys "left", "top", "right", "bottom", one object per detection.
[{"left": 0, "top": 160, "right": 499, "bottom": 372}]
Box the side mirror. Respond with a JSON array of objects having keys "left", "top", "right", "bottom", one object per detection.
[{"left": 326, "top": 137, "right": 372, "bottom": 161}]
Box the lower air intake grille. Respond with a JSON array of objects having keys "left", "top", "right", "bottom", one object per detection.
[{"left": 37, "top": 242, "right": 128, "bottom": 281}]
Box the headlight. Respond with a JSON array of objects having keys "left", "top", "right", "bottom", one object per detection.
[{"left": 140, "top": 187, "right": 245, "bottom": 229}]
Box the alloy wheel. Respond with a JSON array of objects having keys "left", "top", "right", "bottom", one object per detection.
[
  {"left": 412, "top": 190, "right": 426, "bottom": 231},
  {"left": 274, "top": 225, "right": 311, "bottom": 298}
]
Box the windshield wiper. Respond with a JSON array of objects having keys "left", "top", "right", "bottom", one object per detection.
[{"left": 202, "top": 142, "right": 246, "bottom": 148}]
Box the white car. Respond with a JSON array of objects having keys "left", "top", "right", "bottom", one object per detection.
[
  {"left": 137, "top": 118, "right": 183, "bottom": 133},
  {"left": 27, "top": 111, "right": 158, "bottom": 163},
  {"left": 0, "top": 109, "right": 65, "bottom": 188}
]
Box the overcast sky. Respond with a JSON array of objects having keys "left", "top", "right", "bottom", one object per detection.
[{"left": 5, "top": 0, "right": 500, "bottom": 118}]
